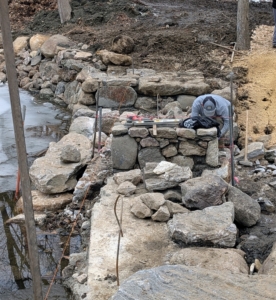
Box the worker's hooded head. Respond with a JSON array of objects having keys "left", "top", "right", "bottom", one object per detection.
[{"left": 203, "top": 96, "right": 216, "bottom": 117}]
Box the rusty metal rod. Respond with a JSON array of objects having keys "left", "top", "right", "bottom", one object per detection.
[
  {"left": 98, "top": 107, "right": 102, "bottom": 152},
  {"left": 114, "top": 195, "right": 123, "bottom": 286},
  {"left": 0, "top": 1, "right": 43, "bottom": 299}
]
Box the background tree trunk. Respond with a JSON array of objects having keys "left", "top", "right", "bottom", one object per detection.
[{"left": 236, "top": 0, "right": 250, "bottom": 50}]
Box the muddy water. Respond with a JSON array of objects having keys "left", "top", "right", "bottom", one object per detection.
[{"left": 0, "top": 84, "right": 76, "bottom": 299}]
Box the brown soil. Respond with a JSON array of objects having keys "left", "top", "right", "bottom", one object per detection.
[{"left": 234, "top": 25, "right": 276, "bottom": 147}]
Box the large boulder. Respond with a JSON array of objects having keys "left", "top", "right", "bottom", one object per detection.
[
  {"left": 111, "top": 265, "right": 276, "bottom": 300},
  {"left": 29, "top": 132, "right": 92, "bottom": 194},
  {"left": 180, "top": 175, "right": 229, "bottom": 209},
  {"left": 138, "top": 72, "right": 210, "bottom": 96},
  {"left": 227, "top": 185, "right": 261, "bottom": 227},
  {"left": 97, "top": 85, "right": 137, "bottom": 108},
  {"left": 168, "top": 202, "right": 237, "bottom": 247},
  {"left": 41, "top": 34, "right": 74, "bottom": 58}
]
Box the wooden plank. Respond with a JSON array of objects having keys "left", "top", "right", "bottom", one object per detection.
[
  {"left": 153, "top": 124, "right": 157, "bottom": 136},
  {"left": 58, "top": 0, "right": 72, "bottom": 24},
  {"left": 0, "top": 0, "right": 43, "bottom": 299}
]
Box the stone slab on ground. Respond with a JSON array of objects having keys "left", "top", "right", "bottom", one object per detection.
[
  {"left": 87, "top": 177, "right": 177, "bottom": 300},
  {"left": 111, "top": 265, "right": 276, "bottom": 300}
]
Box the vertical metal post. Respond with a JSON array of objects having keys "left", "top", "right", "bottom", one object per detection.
[
  {"left": 0, "top": 1, "right": 43, "bottom": 299},
  {"left": 92, "top": 82, "right": 100, "bottom": 158},
  {"left": 229, "top": 72, "right": 235, "bottom": 186},
  {"left": 98, "top": 107, "right": 102, "bottom": 152}
]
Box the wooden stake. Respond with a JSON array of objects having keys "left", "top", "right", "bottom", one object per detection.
[{"left": 0, "top": 1, "right": 43, "bottom": 299}]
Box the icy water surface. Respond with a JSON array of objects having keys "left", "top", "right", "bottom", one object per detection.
[{"left": 0, "top": 85, "right": 76, "bottom": 299}]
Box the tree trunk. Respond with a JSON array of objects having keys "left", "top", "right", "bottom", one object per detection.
[
  {"left": 58, "top": 0, "right": 72, "bottom": 24},
  {"left": 236, "top": 0, "right": 250, "bottom": 50}
]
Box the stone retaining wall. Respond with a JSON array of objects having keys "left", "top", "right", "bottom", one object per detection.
[{"left": 111, "top": 124, "right": 220, "bottom": 172}]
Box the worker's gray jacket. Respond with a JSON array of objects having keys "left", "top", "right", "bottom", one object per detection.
[{"left": 191, "top": 94, "right": 231, "bottom": 137}]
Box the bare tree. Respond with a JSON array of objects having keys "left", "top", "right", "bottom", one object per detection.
[{"left": 236, "top": 0, "right": 250, "bottom": 50}]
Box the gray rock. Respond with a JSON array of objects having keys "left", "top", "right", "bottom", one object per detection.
[
  {"left": 101, "top": 110, "right": 120, "bottom": 134},
  {"left": 176, "top": 128, "right": 196, "bottom": 139},
  {"left": 180, "top": 175, "right": 229, "bottom": 209},
  {"left": 149, "top": 127, "right": 177, "bottom": 139},
  {"left": 138, "top": 74, "right": 210, "bottom": 96},
  {"left": 140, "top": 192, "right": 166, "bottom": 210},
  {"left": 30, "top": 133, "right": 91, "bottom": 194},
  {"left": 165, "top": 200, "right": 189, "bottom": 216},
  {"left": 169, "top": 247, "right": 249, "bottom": 274},
  {"left": 81, "top": 77, "right": 99, "bottom": 93},
  {"left": 112, "top": 124, "right": 129, "bottom": 136},
  {"left": 134, "top": 96, "right": 157, "bottom": 109},
  {"left": 31, "top": 55, "right": 42, "bottom": 66},
  {"left": 72, "top": 108, "right": 95, "bottom": 120},
  {"left": 131, "top": 198, "right": 152, "bottom": 218},
  {"left": 55, "top": 81, "right": 66, "bottom": 96},
  {"left": 111, "top": 135, "right": 138, "bottom": 170},
  {"left": 145, "top": 164, "right": 192, "bottom": 192},
  {"left": 265, "top": 149, "right": 276, "bottom": 163},
  {"left": 227, "top": 185, "right": 261, "bottom": 227},
  {"left": 259, "top": 242, "right": 276, "bottom": 275},
  {"left": 113, "top": 169, "right": 142, "bottom": 186},
  {"left": 138, "top": 147, "right": 165, "bottom": 169},
  {"left": 111, "top": 264, "right": 276, "bottom": 300},
  {"left": 128, "top": 127, "right": 149, "bottom": 138},
  {"left": 168, "top": 202, "right": 237, "bottom": 247},
  {"left": 97, "top": 85, "right": 137, "bottom": 108},
  {"left": 162, "top": 144, "right": 178, "bottom": 157},
  {"left": 206, "top": 138, "right": 219, "bottom": 167},
  {"left": 167, "top": 155, "right": 194, "bottom": 170},
  {"left": 117, "top": 181, "right": 136, "bottom": 196},
  {"left": 235, "top": 142, "right": 265, "bottom": 162},
  {"left": 140, "top": 137, "right": 159, "bottom": 147},
  {"left": 64, "top": 80, "right": 80, "bottom": 106},
  {"left": 69, "top": 116, "right": 95, "bottom": 140},
  {"left": 163, "top": 190, "right": 182, "bottom": 202},
  {"left": 41, "top": 34, "right": 74, "bottom": 58},
  {"left": 39, "top": 88, "right": 54, "bottom": 99},
  {"left": 77, "top": 89, "right": 96, "bottom": 105},
  {"left": 178, "top": 140, "right": 206, "bottom": 156},
  {"left": 196, "top": 127, "right": 217, "bottom": 137},
  {"left": 61, "top": 145, "right": 81, "bottom": 163},
  {"left": 151, "top": 205, "right": 170, "bottom": 222}
]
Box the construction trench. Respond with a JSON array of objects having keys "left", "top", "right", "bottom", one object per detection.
[{"left": 1, "top": 0, "right": 276, "bottom": 299}]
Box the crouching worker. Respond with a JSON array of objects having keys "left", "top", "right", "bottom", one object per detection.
[{"left": 191, "top": 94, "right": 232, "bottom": 149}]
